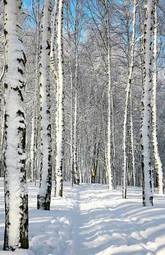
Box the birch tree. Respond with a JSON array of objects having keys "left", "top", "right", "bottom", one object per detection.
[
  {"left": 55, "top": 0, "right": 64, "bottom": 197},
  {"left": 3, "top": 0, "right": 29, "bottom": 250},
  {"left": 30, "top": 0, "right": 42, "bottom": 183},
  {"left": 141, "top": 0, "right": 154, "bottom": 206},
  {"left": 106, "top": 0, "right": 113, "bottom": 190},
  {"left": 72, "top": 0, "right": 81, "bottom": 185},
  {"left": 50, "top": 0, "right": 58, "bottom": 193},
  {"left": 37, "top": 0, "right": 52, "bottom": 210},
  {"left": 122, "top": 0, "right": 137, "bottom": 198},
  {"left": 151, "top": 0, "right": 163, "bottom": 195},
  {"left": 0, "top": 2, "right": 5, "bottom": 178},
  {"left": 73, "top": 91, "right": 80, "bottom": 184}
]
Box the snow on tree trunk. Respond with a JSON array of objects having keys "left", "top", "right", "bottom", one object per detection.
[
  {"left": 130, "top": 92, "right": 136, "bottom": 186},
  {"left": 69, "top": 62, "right": 74, "bottom": 186},
  {"left": 30, "top": 115, "right": 35, "bottom": 181},
  {"left": 32, "top": 1, "right": 41, "bottom": 185},
  {"left": 0, "top": 77, "right": 4, "bottom": 177},
  {"left": 37, "top": 0, "right": 52, "bottom": 210},
  {"left": 50, "top": 0, "right": 58, "bottom": 65},
  {"left": 106, "top": 0, "right": 113, "bottom": 191},
  {"left": 55, "top": 0, "right": 64, "bottom": 197},
  {"left": 111, "top": 92, "right": 116, "bottom": 187},
  {"left": 3, "top": 0, "right": 29, "bottom": 250},
  {"left": 73, "top": 91, "right": 80, "bottom": 185},
  {"left": 122, "top": 0, "right": 136, "bottom": 198},
  {"left": 71, "top": 0, "right": 80, "bottom": 186},
  {"left": 151, "top": 0, "right": 163, "bottom": 195},
  {"left": 141, "top": 0, "right": 154, "bottom": 206}
]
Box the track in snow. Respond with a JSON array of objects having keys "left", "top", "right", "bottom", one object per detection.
[{"left": 0, "top": 181, "right": 165, "bottom": 255}]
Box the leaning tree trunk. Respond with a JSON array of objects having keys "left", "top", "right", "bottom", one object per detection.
[
  {"left": 141, "top": 0, "right": 154, "bottom": 206},
  {"left": 55, "top": 0, "right": 64, "bottom": 197},
  {"left": 122, "top": 0, "right": 136, "bottom": 198},
  {"left": 3, "top": 0, "right": 29, "bottom": 250},
  {"left": 37, "top": 0, "right": 52, "bottom": 210},
  {"left": 151, "top": 0, "right": 163, "bottom": 195}
]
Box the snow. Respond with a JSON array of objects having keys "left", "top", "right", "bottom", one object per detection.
[
  {"left": 55, "top": 0, "right": 64, "bottom": 196},
  {"left": 4, "top": 0, "right": 27, "bottom": 247},
  {"left": 0, "top": 179, "right": 165, "bottom": 254},
  {"left": 38, "top": 0, "right": 51, "bottom": 198},
  {"left": 151, "top": 2, "right": 163, "bottom": 195},
  {"left": 142, "top": 0, "right": 154, "bottom": 205}
]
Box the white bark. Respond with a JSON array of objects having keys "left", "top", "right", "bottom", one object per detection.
[
  {"left": 151, "top": 0, "right": 163, "bottom": 195},
  {"left": 141, "top": 0, "right": 154, "bottom": 206},
  {"left": 33, "top": 1, "right": 41, "bottom": 184},
  {"left": 3, "top": 0, "right": 28, "bottom": 250},
  {"left": 50, "top": 0, "right": 58, "bottom": 76},
  {"left": 55, "top": 0, "right": 64, "bottom": 197},
  {"left": 30, "top": 115, "right": 34, "bottom": 181},
  {"left": 106, "top": 0, "right": 113, "bottom": 190},
  {"left": 73, "top": 91, "right": 79, "bottom": 184},
  {"left": 0, "top": 68, "right": 5, "bottom": 176},
  {"left": 122, "top": 0, "right": 136, "bottom": 198},
  {"left": 130, "top": 92, "right": 136, "bottom": 186},
  {"left": 37, "top": 0, "right": 52, "bottom": 210},
  {"left": 69, "top": 64, "right": 74, "bottom": 186}
]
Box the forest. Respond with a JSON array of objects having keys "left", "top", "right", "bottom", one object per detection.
[{"left": 0, "top": 0, "right": 165, "bottom": 254}]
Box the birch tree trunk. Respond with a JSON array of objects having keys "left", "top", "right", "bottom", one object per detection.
[
  {"left": 0, "top": 71, "right": 4, "bottom": 177},
  {"left": 151, "top": 0, "right": 163, "bottom": 195},
  {"left": 141, "top": 0, "right": 154, "bottom": 206},
  {"left": 122, "top": 0, "right": 136, "bottom": 198},
  {"left": 106, "top": 0, "right": 113, "bottom": 190},
  {"left": 73, "top": 90, "right": 80, "bottom": 184},
  {"left": 50, "top": 0, "right": 58, "bottom": 193},
  {"left": 55, "top": 0, "right": 64, "bottom": 197},
  {"left": 111, "top": 92, "right": 116, "bottom": 187},
  {"left": 37, "top": 0, "right": 52, "bottom": 210},
  {"left": 3, "top": 0, "right": 29, "bottom": 250},
  {"left": 70, "top": 64, "right": 74, "bottom": 186},
  {"left": 31, "top": 0, "right": 41, "bottom": 184},
  {"left": 130, "top": 92, "right": 136, "bottom": 186},
  {"left": 30, "top": 115, "right": 35, "bottom": 181},
  {"left": 71, "top": 0, "right": 80, "bottom": 186}
]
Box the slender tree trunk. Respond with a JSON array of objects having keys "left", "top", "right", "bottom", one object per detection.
[
  {"left": 0, "top": 75, "right": 4, "bottom": 177},
  {"left": 37, "top": 0, "right": 52, "bottom": 210},
  {"left": 73, "top": 91, "right": 80, "bottom": 184},
  {"left": 106, "top": 0, "right": 113, "bottom": 190},
  {"left": 32, "top": 1, "right": 41, "bottom": 185},
  {"left": 3, "top": 0, "right": 29, "bottom": 250},
  {"left": 122, "top": 0, "right": 136, "bottom": 198},
  {"left": 151, "top": 0, "right": 163, "bottom": 195},
  {"left": 55, "top": 0, "right": 64, "bottom": 197},
  {"left": 30, "top": 115, "right": 35, "bottom": 181},
  {"left": 69, "top": 64, "right": 74, "bottom": 186},
  {"left": 111, "top": 92, "right": 116, "bottom": 187},
  {"left": 141, "top": 0, "right": 154, "bottom": 206},
  {"left": 71, "top": 0, "right": 80, "bottom": 185},
  {"left": 50, "top": 0, "right": 59, "bottom": 194},
  {"left": 130, "top": 91, "right": 136, "bottom": 186}
]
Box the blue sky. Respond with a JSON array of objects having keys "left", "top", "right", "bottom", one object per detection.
[{"left": 23, "top": 0, "right": 31, "bottom": 8}]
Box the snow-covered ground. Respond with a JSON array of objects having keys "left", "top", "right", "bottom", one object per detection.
[{"left": 0, "top": 179, "right": 165, "bottom": 255}]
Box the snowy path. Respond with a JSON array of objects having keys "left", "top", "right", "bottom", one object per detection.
[
  {"left": 0, "top": 181, "right": 165, "bottom": 254},
  {"left": 68, "top": 185, "right": 165, "bottom": 255}
]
